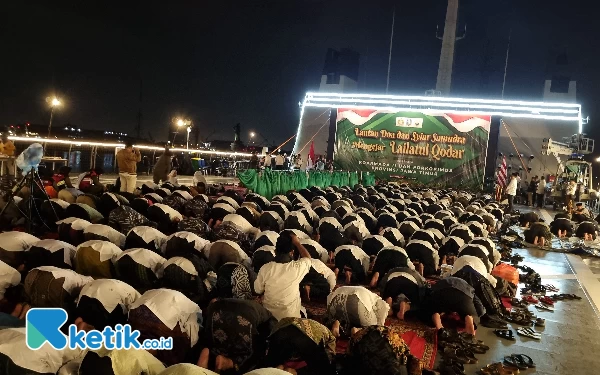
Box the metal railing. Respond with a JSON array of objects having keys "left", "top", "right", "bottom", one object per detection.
[{"left": 9, "top": 137, "right": 253, "bottom": 175}]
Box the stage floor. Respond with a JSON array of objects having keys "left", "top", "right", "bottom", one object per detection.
[{"left": 99, "top": 174, "right": 238, "bottom": 188}]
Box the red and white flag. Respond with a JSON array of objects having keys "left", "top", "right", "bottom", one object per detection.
[
  {"left": 307, "top": 141, "right": 316, "bottom": 170},
  {"left": 337, "top": 108, "right": 379, "bottom": 125},
  {"left": 497, "top": 155, "right": 507, "bottom": 187},
  {"left": 442, "top": 113, "right": 492, "bottom": 133}
]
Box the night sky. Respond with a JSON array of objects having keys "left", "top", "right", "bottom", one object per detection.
[{"left": 1, "top": 0, "right": 598, "bottom": 146}]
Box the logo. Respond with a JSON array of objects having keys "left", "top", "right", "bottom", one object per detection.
[
  {"left": 396, "top": 117, "right": 423, "bottom": 128},
  {"left": 26, "top": 308, "right": 172, "bottom": 351}
]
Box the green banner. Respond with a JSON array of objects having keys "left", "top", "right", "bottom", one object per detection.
[
  {"left": 333, "top": 110, "right": 490, "bottom": 188},
  {"left": 237, "top": 169, "right": 375, "bottom": 200}
]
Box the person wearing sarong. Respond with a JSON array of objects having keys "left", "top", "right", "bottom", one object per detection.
[
  {"left": 264, "top": 317, "right": 336, "bottom": 375},
  {"left": 74, "top": 240, "right": 122, "bottom": 279},
  {"left": 24, "top": 239, "right": 76, "bottom": 271},
  {"left": 83, "top": 224, "right": 126, "bottom": 248},
  {"left": 420, "top": 276, "right": 485, "bottom": 336},
  {"left": 198, "top": 298, "right": 276, "bottom": 373},
  {"left": 178, "top": 217, "right": 211, "bottom": 238},
  {"left": 212, "top": 214, "right": 258, "bottom": 253},
  {"left": 550, "top": 217, "right": 574, "bottom": 238},
  {"left": 74, "top": 278, "right": 140, "bottom": 332},
  {"left": 347, "top": 325, "right": 415, "bottom": 375},
  {"left": 184, "top": 194, "right": 210, "bottom": 218},
  {"left": 405, "top": 240, "right": 439, "bottom": 277},
  {"left": 369, "top": 246, "right": 414, "bottom": 288},
  {"left": 108, "top": 204, "right": 153, "bottom": 234},
  {"left": 0, "top": 231, "right": 40, "bottom": 270},
  {"left": 114, "top": 248, "right": 166, "bottom": 294},
  {"left": 523, "top": 221, "right": 553, "bottom": 246},
  {"left": 324, "top": 286, "right": 390, "bottom": 338},
  {"left": 379, "top": 267, "right": 428, "bottom": 320},
  {"left": 162, "top": 255, "right": 216, "bottom": 307},
  {"left": 125, "top": 226, "right": 168, "bottom": 254},
  {"left": 147, "top": 203, "right": 183, "bottom": 235},
  {"left": 576, "top": 220, "right": 598, "bottom": 240},
  {"left": 299, "top": 258, "right": 335, "bottom": 302},
  {"left": 57, "top": 217, "right": 92, "bottom": 246},
  {"left": 216, "top": 262, "right": 256, "bottom": 300},
  {"left": 0, "top": 327, "right": 82, "bottom": 374},
  {"left": 129, "top": 289, "right": 202, "bottom": 366},
  {"left": 333, "top": 245, "right": 370, "bottom": 285},
  {"left": 0, "top": 260, "right": 26, "bottom": 327},
  {"left": 24, "top": 266, "right": 93, "bottom": 316}
]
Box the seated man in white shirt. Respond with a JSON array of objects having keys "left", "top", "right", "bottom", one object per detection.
[{"left": 254, "top": 232, "right": 312, "bottom": 320}]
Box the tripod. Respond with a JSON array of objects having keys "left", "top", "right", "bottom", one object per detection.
[{"left": 0, "top": 167, "right": 59, "bottom": 234}]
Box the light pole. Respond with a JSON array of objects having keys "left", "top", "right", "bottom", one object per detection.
[
  {"left": 186, "top": 126, "right": 192, "bottom": 149},
  {"left": 172, "top": 117, "right": 192, "bottom": 146},
  {"left": 46, "top": 97, "right": 61, "bottom": 137},
  {"left": 250, "top": 131, "right": 256, "bottom": 144}
]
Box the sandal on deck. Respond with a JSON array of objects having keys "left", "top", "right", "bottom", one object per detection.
[
  {"left": 504, "top": 355, "right": 527, "bottom": 370},
  {"left": 539, "top": 296, "right": 554, "bottom": 305},
  {"left": 493, "top": 329, "right": 516, "bottom": 341},
  {"left": 517, "top": 327, "right": 541, "bottom": 340},
  {"left": 535, "top": 303, "right": 554, "bottom": 311},
  {"left": 522, "top": 295, "right": 538, "bottom": 304},
  {"left": 510, "top": 298, "right": 528, "bottom": 308},
  {"left": 506, "top": 312, "right": 533, "bottom": 326},
  {"left": 511, "top": 354, "right": 536, "bottom": 368},
  {"left": 478, "top": 363, "right": 517, "bottom": 375}
]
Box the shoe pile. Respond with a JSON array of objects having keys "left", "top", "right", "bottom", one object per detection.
[{"left": 436, "top": 328, "right": 490, "bottom": 374}]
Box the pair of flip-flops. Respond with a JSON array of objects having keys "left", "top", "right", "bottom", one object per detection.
[
  {"left": 539, "top": 296, "right": 554, "bottom": 305},
  {"left": 517, "top": 327, "right": 541, "bottom": 340},
  {"left": 504, "top": 354, "right": 536, "bottom": 370},
  {"left": 510, "top": 298, "right": 529, "bottom": 308},
  {"left": 535, "top": 303, "right": 554, "bottom": 311},
  {"left": 493, "top": 329, "right": 516, "bottom": 341},
  {"left": 522, "top": 295, "right": 539, "bottom": 304}
]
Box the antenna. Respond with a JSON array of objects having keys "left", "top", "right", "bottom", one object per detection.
[
  {"left": 385, "top": 6, "right": 396, "bottom": 94},
  {"left": 501, "top": 29, "right": 512, "bottom": 99}
]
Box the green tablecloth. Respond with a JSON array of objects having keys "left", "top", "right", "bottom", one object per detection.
[{"left": 237, "top": 169, "right": 375, "bottom": 199}]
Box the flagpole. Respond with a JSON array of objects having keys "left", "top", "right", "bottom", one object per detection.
[
  {"left": 501, "top": 28, "right": 512, "bottom": 99},
  {"left": 385, "top": 5, "right": 396, "bottom": 94}
]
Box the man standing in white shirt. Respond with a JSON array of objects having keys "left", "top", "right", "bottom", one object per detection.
[
  {"left": 505, "top": 173, "right": 518, "bottom": 213},
  {"left": 275, "top": 153, "right": 285, "bottom": 171},
  {"left": 263, "top": 154, "right": 272, "bottom": 170},
  {"left": 254, "top": 232, "right": 312, "bottom": 320}
]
